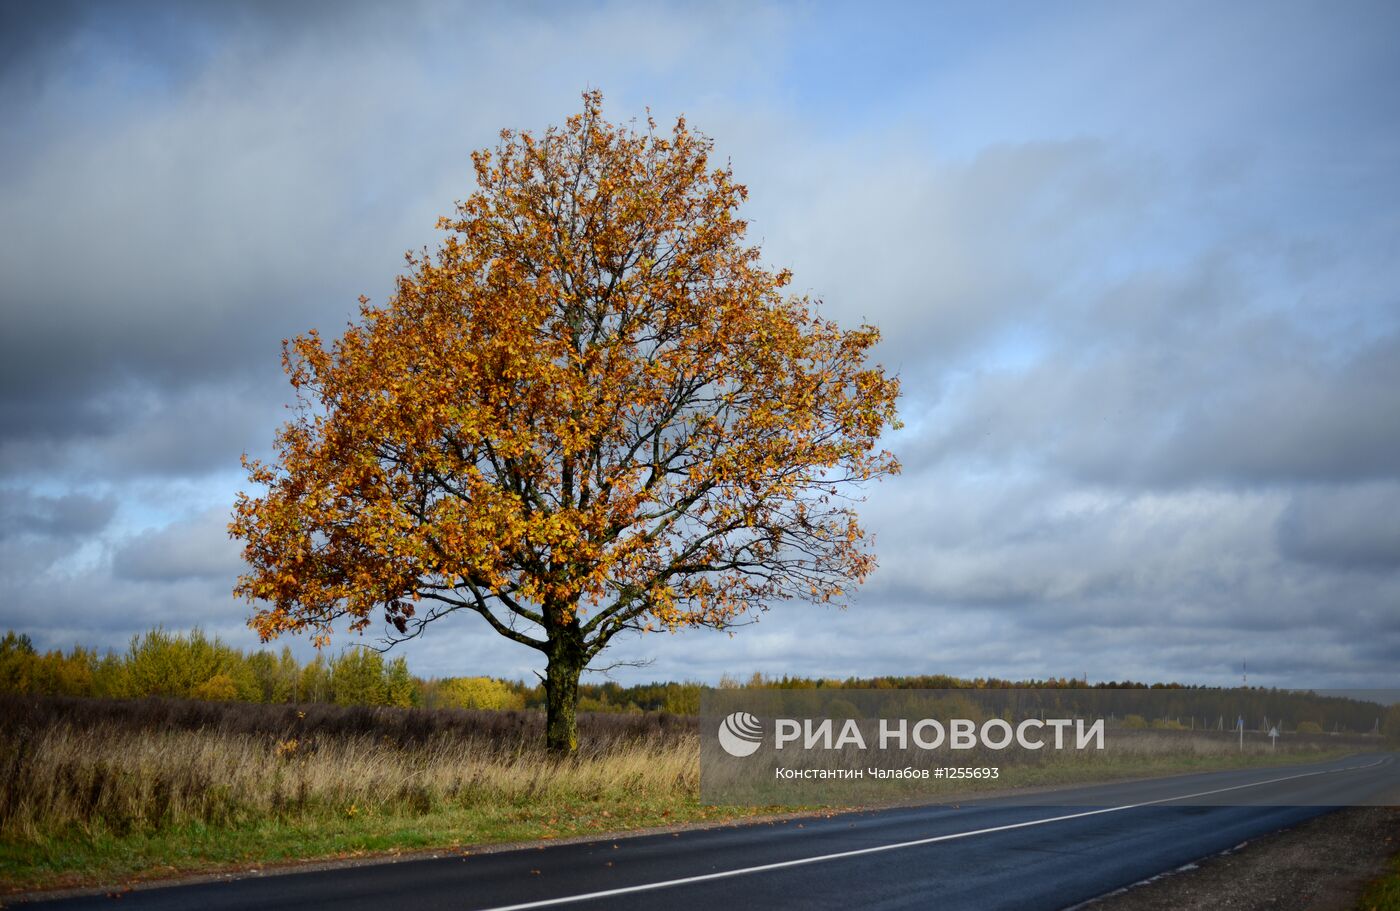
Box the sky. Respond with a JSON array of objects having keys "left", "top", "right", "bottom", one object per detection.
[{"left": 1, "top": 0, "right": 1397, "bottom": 689}]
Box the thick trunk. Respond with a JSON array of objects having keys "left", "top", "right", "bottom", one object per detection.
[{"left": 544, "top": 637, "right": 584, "bottom": 755}]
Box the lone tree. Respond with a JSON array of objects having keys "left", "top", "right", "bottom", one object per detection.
[{"left": 231, "top": 92, "right": 900, "bottom": 753}]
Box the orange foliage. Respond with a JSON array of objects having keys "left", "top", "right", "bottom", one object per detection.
[{"left": 231, "top": 91, "right": 899, "bottom": 667}]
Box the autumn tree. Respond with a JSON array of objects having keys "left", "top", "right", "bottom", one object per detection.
[
  {"left": 330, "top": 648, "right": 388, "bottom": 706},
  {"left": 120, "top": 628, "right": 258, "bottom": 702},
  {"left": 385, "top": 655, "right": 419, "bottom": 708},
  {"left": 436, "top": 676, "right": 526, "bottom": 711},
  {"left": 231, "top": 91, "right": 900, "bottom": 753}
]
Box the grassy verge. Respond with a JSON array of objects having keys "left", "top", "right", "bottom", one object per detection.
[
  {"left": 0, "top": 720, "right": 703, "bottom": 893},
  {"left": 1357, "top": 852, "right": 1400, "bottom": 911},
  {"left": 0, "top": 714, "right": 786, "bottom": 894},
  {"left": 1, "top": 794, "right": 775, "bottom": 894}
]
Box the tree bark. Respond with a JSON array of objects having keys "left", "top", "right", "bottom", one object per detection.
[{"left": 544, "top": 623, "right": 585, "bottom": 755}]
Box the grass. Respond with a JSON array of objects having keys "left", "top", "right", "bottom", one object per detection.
[
  {"left": 0, "top": 696, "right": 1383, "bottom": 895},
  {"left": 1, "top": 791, "right": 752, "bottom": 894},
  {"left": 708, "top": 725, "right": 1366, "bottom": 805},
  {"left": 972, "top": 734, "right": 1359, "bottom": 797},
  {"left": 987, "top": 726, "right": 1363, "bottom": 788},
  {"left": 0, "top": 697, "right": 767, "bottom": 893},
  {"left": 2, "top": 724, "right": 698, "bottom": 836},
  {"left": 1358, "top": 853, "right": 1400, "bottom": 911}
]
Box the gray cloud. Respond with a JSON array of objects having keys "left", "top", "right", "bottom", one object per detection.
[
  {"left": 1, "top": 1, "right": 1397, "bottom": 688},
  {"left": 1, "top": 379, "right": 282, "bottom": 479},
  {"left": 113, "top": 507, "right": 242, "bottom": 582},
  {"left": 1276, "top": 483, "right": 1400, "bottom": 572},
  {"left": 743, "top": 135, "right": 1151, "bottom": 375},
  {"left": 911, "top": 275, "right": 1400, "bottom": 490},
  {"left": 0, "top": 488, "right": 116, "bottom": 539},
  {"left": 0, "top": 0, "right": 788, "bottom": 480}
]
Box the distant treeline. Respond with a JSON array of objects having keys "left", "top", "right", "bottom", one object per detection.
[{"left": 1, "top": 629, "right": 1394, "bottom": 735}]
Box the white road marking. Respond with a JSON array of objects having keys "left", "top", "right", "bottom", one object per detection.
[{"left": 470, "top": 756, "right": 1390, "bottom": 911}]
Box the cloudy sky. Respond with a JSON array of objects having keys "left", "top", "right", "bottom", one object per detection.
[{"left": 2, "top": 0, "right": 1397, "bottom": 688}]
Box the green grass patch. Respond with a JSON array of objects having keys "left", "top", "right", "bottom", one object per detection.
[
  {"left": 1357, "top": 852, "right": 1400, "bottom": 911},
  {"left": 1, "top": 795, "right": 778, "bottom": 894}
]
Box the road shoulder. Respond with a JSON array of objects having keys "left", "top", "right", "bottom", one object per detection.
[{"left": 1077, "top": 806, "right": 1400, "bottom": 911}]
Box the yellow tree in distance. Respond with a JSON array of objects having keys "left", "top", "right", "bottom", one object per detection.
[{"left": 231, "top": 91, "right": 901, "bottom": 753}]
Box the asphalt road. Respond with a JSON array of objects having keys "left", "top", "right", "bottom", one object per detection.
[{"left": 17, "top": 753, "right": 1399, "bottom": 911}]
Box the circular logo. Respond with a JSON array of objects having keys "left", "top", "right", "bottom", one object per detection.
[{"left": 717, "top": 711, "right": 764, "bottom": 757}]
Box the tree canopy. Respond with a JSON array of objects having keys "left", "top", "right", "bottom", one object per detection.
[{"left": 231, "top": 91, "right": 901, "bottom": 751}]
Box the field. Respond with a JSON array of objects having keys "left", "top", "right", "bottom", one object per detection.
[
  {"left": 0, "top": 695, "right": 1376, "bottom": 894},
  {"left": 0, "top": 695, "right": 731, "bottom": 893},
  {"left": 705, "top": 724, "right": 1369, "bottom": 806}
]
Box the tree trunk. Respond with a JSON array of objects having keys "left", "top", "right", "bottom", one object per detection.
[{"left": 545, "top": 639, "right": 584, "bottom": 755}]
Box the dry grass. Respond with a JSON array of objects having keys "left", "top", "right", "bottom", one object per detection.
[
  {"left": 0, "top": 722, "right": 697, "bottom": 843},
  {"left": 0, "top": 695, "right": 718, "bottom": 891}
]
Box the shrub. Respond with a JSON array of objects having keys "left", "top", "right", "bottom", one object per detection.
[{"left": 0, "top": 693, "right": 696, "bottom": 750}]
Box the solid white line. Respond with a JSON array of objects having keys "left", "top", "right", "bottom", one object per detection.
[{"left": 472, "top": 757, "right": 1389, "bottom": 911}]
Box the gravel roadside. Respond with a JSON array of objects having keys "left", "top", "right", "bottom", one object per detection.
[{"left": 1077, "top": 806, "right": 1400, "bottom": 911}]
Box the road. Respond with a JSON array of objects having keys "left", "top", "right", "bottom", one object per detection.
[{"left": 17, "top": 753, "right": 1399, "bottom": 911}]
